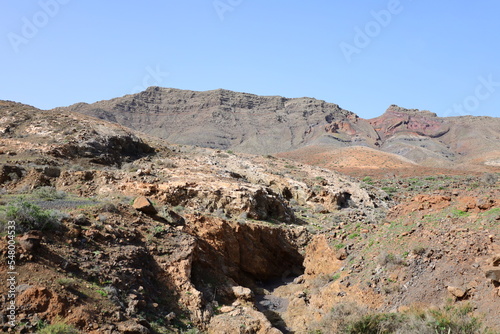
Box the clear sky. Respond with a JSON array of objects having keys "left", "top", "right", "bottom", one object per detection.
[{"left": 1, "top": 0, "right": 499, "bottom": 119}]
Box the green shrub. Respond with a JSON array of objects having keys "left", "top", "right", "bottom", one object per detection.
[
  {"left": 362, "top": 176, "right": 373, "bottom": 185},
  {"left": 381, "top": 187, "right": 397, "bottom": 195},
  {"left": 312, "top": 302, "right": 484, "bottom": 334},
  {"left": 5, "top": 200, "right": 61, "bottom": 233},
  {"left": 378, "top": 252, "right": 406, "bottom": 266},
  {"left": 33, "top": 186, "right": 67, "bottom": 201},
  {"left": 38, "top": 322, "right": 81, "bottom": 334}
]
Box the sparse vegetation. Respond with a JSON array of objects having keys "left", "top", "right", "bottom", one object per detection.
[
  {"left": 312, "top": 302, "right": 485, "bottom": 334},
  {"left": 412, "top": 246, "right": 426, "bottom": 255},
  {"left": 362, "top": 176, "right": 373, "bottom": 185},
  {"left": 481, "top": 173, "right": 498, "bottom": 186},
  {"left": 38, "top": 321, "right": 81, "bottom": 334},
  {"left": 33, "top": 186, "right": 67, "bottom": 201},
  {"left": 378, "top": 252, "right": 406, "bottom": 267},
  {"left": 3, "top": 200, "right": 61, "bottom": 233}
]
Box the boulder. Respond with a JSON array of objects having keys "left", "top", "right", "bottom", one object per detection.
[
  {"left": 485, "top": 267, "right": 500, "bottom": 282},
  {"left": 132, "top": 196, "right": 157, "bottom": 215},
  {"left": 117, "top": 320, "right": 150, "bottom": 334},
  {"left": 232, "top": 286, "right": 254, "bottom": 301},
  {"left": 491, "top": 254, "right": 500, "bottom": 267},
  {"left": 18, "top": 231, "right": 42, "bottom": 252},
  {"left": 447, "top": 286, "right": 466, "bottom": 298}
]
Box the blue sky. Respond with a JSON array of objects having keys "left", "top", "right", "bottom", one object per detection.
[{"left": 1, "top": 0, "right": 499, "bottom": 119}]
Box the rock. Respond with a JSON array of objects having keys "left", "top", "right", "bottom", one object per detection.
[
  {"left": 74, "top": 214, "right": 91, "bottom": 226},
  {"left": 219, "top": 306, "right": 235, "bottom": 313},
  {"left": 18, "top": 231, "right": 42, "bottom": 252},
  {"left": 447, "top": 286, "right": 466, "bottom": 298},
  {"left": 208, "top": 306, "right": 282, "bottom": 334},
  {"left": 43, "top": 167, "right": 61, "bottom": 178},
  {"left": 336, "top": 247, "right": 348, "bottom": 260},
  {"left": 116, "top": 320, "right": 150, "bottom": 334},
  {"left": 232, "top": 286, "right": 254, "bottom": 301},
  {"left": 492, "top": 255, "right": 500, "bottom": 267},
  {"left": 132, "top": 196, "right": 157, "bottom": 215},
  {"left": 165, "top": 312, "right": 176, "bottom": 322},
  {"left": 485, "top": 267, "right": 500, "bottom": 282},
  {"left": 293, "top": 275, "right": 305, "bottom": 284}
]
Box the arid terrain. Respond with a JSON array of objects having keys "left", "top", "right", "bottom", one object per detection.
[{"left": 0, "top": 93, "right": 499, "bottom": 334}]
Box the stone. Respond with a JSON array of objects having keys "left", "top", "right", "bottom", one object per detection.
[
  {"left": 18, "top": 231, "right": 42, "bottom": 252},
  {"left": 74, "top": 214, "right": 91, "bottom": 226},
  {"left": 336, "top": 247, "right": 348, "bottom": 260},
  {"left": 293, "top": 275, "right": 305, "bottom": 284},
  {"left": 485, "top": 267, "right": 500, "bottom": 282},
  {"left": 231, "top": 286, "right": 254, "bottom": 301},
  {"left": 219, "top": 306, "right": 235, "bottom": 313},
  {"left": 132, "top": 196, "right": 157, "bottom": 215},
  {"left": 165, "top": 312, "right": 176, "bottom": 322},
  {"left": 43, "top": 166, "right": 61, "bottom": 178},
  {"left": 447, "top": 286, "right": 466, "bottom": 298},
  {"left": 491, "top": 254, "right": 500, "bottom": 267},
  {"left": 116, "top": 320, "right": 150, "bottom": 334}
]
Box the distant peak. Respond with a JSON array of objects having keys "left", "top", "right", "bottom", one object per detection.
[{"left": 386, "top": 104, "right": 436, "bottom": 117}]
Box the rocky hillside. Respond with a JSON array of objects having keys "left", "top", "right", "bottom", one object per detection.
[{"left": 58, "top": 87, "right": 500, "bottom": 171}]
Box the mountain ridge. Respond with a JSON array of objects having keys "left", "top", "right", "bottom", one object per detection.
[{"left": 53, "top": 86, "right": 500, "bottom": 173}]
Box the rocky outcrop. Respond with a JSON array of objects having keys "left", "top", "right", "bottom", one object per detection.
[
  {"left": 132, "top": 196, "right": 157, "bottom": 215},
  {"left": 207, "top": 306, "right": 282, "bottom": 334},
  {"left": 49, "top": 133, "right": 154, "bottom": 165},
  {"left": 156, "top": 182, "right": 296, "bottom": 223}
]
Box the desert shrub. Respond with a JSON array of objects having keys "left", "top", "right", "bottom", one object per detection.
[
  {"left": 482, "top": 173, "right": 498, "bottom": 186},
  {"left": 99, "top": 202, "right": 118, "bottom": 213},
  {"left": 378, "top": 252, "right": 406, "bottom": 266},
  {"left": 5, "top": 200, "right": 61, "bottom": 233},
  {"left": 311, "top": 302, "right": 484, "bottom": 334},
  {"left": 412, "top": 246, "right": 426, "bottom": 256},
  {"left": 38, "top": 322, "right": 81, "bottom": 334},
  {"left": 362, "top": 176, "right": 373, "bottom": 184},
  {"left": 381, "top": 187, "right": 398, "bottom": 195},
  {"left": 33, "top": 186, "right": 67, "bottom": 201}
]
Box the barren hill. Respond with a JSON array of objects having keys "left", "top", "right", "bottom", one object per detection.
[{"left": 58, "top": 87, "right": 500, "bottom": 173}]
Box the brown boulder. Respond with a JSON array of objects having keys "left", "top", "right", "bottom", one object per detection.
[
  {"left": 447, "top": 286, "right": 467, "bottom": 298},
  {"left": 485, "top": 267, "right": 500, "bottom": 282},
  {"left": 207, "top": 306, "right": 281, "bottom": 334},
  {"left": 491, "top": 254, "right": 500, "bottom": 267},
  {"left": 117, "top": 320, "right": 150, "bottom": 334},
  {"left": 18, "top": 231, "right": 42, "bottom": 252},
  {"left": 132, "top": 196, "right": 157, "bottom": 215},
  {"left": 232, "top": 286, "right": 254, "bottom": 301}
]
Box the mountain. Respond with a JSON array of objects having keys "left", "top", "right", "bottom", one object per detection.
[
  {"left": 58, "top": 87, "right": 500, "bottom": 173},
  {"left": 56, "top": 87, "right": 377, "bottom": 154}
]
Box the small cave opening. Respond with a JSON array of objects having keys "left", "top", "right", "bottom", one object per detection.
[{"left": 336, "top": 192, "right": 353, "bottom": 209}]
